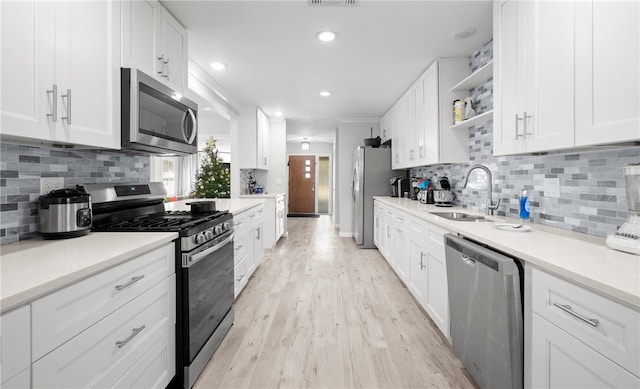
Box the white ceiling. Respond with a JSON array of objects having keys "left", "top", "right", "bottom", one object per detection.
[{"left": 162, "top": 0, "right": 493, "bottom": 144}]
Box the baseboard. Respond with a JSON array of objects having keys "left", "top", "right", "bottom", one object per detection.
[{"left": 338, "top": 232, "right": 353, "bottom": 238}]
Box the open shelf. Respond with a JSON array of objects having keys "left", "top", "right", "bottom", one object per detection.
[
  {"left": 450, "top": 110, "right": 493, "bottom": 131},
  {"left": 451, "top": 60, "right": 494, "bottom": 92}
]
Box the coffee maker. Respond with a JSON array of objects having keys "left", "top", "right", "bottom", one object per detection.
[
  {"left": 606, "top": 163, "right": 640, "bottom": 254},
  {"left": 390, "top": 177, "right": 411, "bottom": 198}
]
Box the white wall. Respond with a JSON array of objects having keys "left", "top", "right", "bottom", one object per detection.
[
  {"left": 268, "top": 119, "right": 287, "bottom": 195},
  {"left": 286, "top": 141, "right": 333, "bottom": 155},
  {"left": 337, "top": 120, "right": 380, "bottom": 237}
]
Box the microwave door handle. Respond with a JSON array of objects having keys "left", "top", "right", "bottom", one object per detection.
[{"left": 182, "top": 108, "right": 197, "bottom": 145}]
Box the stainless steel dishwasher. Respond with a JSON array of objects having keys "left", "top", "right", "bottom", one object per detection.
[{"left": 444, "top": 234, "right": 524, "bottom": 389}]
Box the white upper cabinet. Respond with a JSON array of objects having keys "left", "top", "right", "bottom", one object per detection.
[
  {"left": 494, "top": 0, "right": 639, "bottom": 156},
  {"left": 122, "top": 0, "right": 188, "bottom": 94},
  {"left": 493, "top": 0, "right": 575, "bottom": 156},
  {"left": 1, "top": 0, "right": 120, "bottom": 149},
  {"left": 390, "top": 58, "right": 468, "bottom": 169},
  {"left": 574, "top": 1, "right": 639, "bottom": 146},
  {"left": 238, "top": 107, "right": 270, "bottom": 170}
]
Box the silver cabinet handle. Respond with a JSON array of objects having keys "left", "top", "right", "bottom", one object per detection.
[
  {"left": 61, "top": 89, "right": 71, "bottom": 124},
  {"left": 47, "top": 84, "right": 58, "bottom": 121},
  {"left": 256, "top": 227, "right": 260, "bottom": 240},
  {"left": 523, "top": 111, "right": 532, "bottom": 137},
  {"left": 157, "top": 55, "right": 165, "bottom": 76},
  {"left": 163, "top": 56, "right": 170, "bottom": 80},
  {"left": 237, "top": 274, "right": 245, "bottom": 282},
  {"left": 552, "top": 302, "right": 599, "bottom": 327},
  {"left": 116, "top": 325, "right": 145, "bottom": 348},
  {"left": 419, "top": 146, "right": 424, "bottom": 158},
  {"left": 115, "top": 275, "right": 145, "bottom": 291},
  {"left": 515, "top": 114, "right": 524, "bottom": 139},
  {"left": 420, "top": 252, "right": 426, "bottom": 269}
]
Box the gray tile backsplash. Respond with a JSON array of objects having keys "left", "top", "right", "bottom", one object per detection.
[
  {"left": 411, "top": 39, "right": 640, "bottom": 238},
  {"left": 0, "top": 142, "right": 149, "bottom": 245}
]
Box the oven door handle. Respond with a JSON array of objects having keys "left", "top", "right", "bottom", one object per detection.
[{"left": 184, "top": 233, "right": 234, "bottom": 268}]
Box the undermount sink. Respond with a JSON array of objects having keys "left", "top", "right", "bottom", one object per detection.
[{"left": 429, "top": 212, "right": 492, "bottom": 222}]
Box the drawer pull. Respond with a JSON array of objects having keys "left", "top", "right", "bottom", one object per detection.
[
  {"left": 116, "top": 325, "right": 146, "bottom": 348},
  {"left": 237, "top": 274, "right": 245, "bottom": 282},
  {"left": 115, "top": 275, "right": 145, "bottom": 291},
  {"left": 553, "top": 302, "right": 600, "bottom": 327}
]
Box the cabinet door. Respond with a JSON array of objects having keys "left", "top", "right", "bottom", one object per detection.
[
  {"left": 54, "top": 0, "right": 120, "bottom": 149},
  {"left": 530, "top": 313, "right": 639, "bottom": 389},
  {"left": 414, "top": 78, "right": 425, "bottom": 164},
  {"left": 408, "top": 239, "right": 428, "bottom": 306},
  {"left": 256, "top": 108, "right": 270, "bottom": 169},
  {"left": 1, "top": 0, "right": 54, "bottom": 141},
  {"left": 393, "top": 215, "right": 409, "bottom": 282},
  {"left": 425, "top": 247, "right": 449, "bottom": 338},
  {"left": 493, "top": 0, "right": 527, "bottom": 155},
  {"left": 422, "top": 63, "right": 440, "bottom": 164},
  {"left": 0, "top": 305, "right": 30, "bottom": 384},
  {"left": 524, "top": 0, "right": 575, "bottom": 153},
  {"left": 121, "top": 0, "right": 162, "bottom": 77},
  {"left": 575, "top": 1, "right": 640, "bottom": 146},
  {"left": 244, "top": 212, "right": 256, "bottom": 275},
  {"left": 160, "top": 7, "right": 187, "bottom": 93},
  {"left": 254, "top": 221, "right": 264, "bottom": 265}
]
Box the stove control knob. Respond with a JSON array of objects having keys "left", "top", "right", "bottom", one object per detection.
[
  {"left": 214, "top": 226, "right": 223, "bottom": 235},
  {"left": 205, "top": 230, "right": 214, "bottom": 240},
  {"left": 223, "top": 222, "right": 231, "bottom": 231},
  {"left": 196, "top": 233, "right": 207, "bottom": 245}
]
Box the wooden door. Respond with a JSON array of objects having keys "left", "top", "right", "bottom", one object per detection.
[{"left": 288, "top": 156, "right": 315, "bottom": 214}]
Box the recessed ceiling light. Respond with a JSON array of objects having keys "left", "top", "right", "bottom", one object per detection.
[
  {"left": 274, "top": 111, "right": 284, "bottom": 117},
  {"left": 452, "top": 28, "right": 477, "bottom": 40},
  {"left": 210, "top": 62, "right": 226, "bottom": 70},
  {"left": 319, "top": 91, "right": 332, "bottom": 97},
  {"left": 316, "top": 31, "right": 337, "bottom": 42}
]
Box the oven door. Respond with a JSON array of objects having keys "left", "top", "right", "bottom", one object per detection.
[{"left": 181, "top": 230, "right": 234, "bottom": 364}]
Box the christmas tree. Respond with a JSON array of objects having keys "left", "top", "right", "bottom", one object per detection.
[{"left": 191, "top": 137, "right": 231, "bottom": 198}]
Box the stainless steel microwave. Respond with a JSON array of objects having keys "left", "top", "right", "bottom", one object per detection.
[{"left": 121, "top": 68, "right": 197, "bottom": 155}]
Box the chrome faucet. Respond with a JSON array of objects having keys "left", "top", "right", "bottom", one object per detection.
[{"left": 461, "top": 164, "right": 501, "bottom": 215}]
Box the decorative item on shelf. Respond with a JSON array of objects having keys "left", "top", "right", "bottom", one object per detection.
[
  {"left": 191, "top": 137, "right": 231, "bottom": 198},
  {"left": 464, "top": 97, "right": 476, "bottom": 120},
  {"left": 453, "top": 99, "right": 464, "bottom": 124},
  {"left": 254, "top": 185, "right": 264, "bottom": 194}
]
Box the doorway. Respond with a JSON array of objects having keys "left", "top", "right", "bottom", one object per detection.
[
  {"left": 288, "top": 155, "right": 316, "bottom": 214},
  {"left": 318, "top": 156, "right": 330, "bottom": 214}
]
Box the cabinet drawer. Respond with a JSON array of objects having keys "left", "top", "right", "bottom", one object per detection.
[
  {"left": 0, "top": 305, "right": 30, "bottom": 384},
  {"left": 32, "top": 243, "right": 175, "bottom": 361},
  {"left": 32, "top": 275, "right": 176, "bottom": 389},
  {"left": 234, "top": 256, "right": 248, "bottom": 298},
  {"left": 234, "top": 234, "right": 247, "bottom": 265},
  {"left": 111, "top": 328, "right": 175, "bottom": 389},
  {"left": 532, "top": 268, "right": 640, "bottom": 376},
  {"left": 234, "top": 212, "right": 247, "bottom": 234},
  {"left": 408, "top": 215, "right": 448, "bottom": 249}
]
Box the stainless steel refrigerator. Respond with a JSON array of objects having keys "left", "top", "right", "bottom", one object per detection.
[{"left": 352, "top": 146, "right": 395, "bottom": 248}]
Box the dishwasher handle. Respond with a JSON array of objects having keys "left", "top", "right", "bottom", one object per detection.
[{"left": 444, "top": 233, "right": 520, "bottom": 276}]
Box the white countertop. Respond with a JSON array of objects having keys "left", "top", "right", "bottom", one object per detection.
[
  {"left": 164, "top": 198, "right": 265, "bottom": 214},
  {"left": 239, "top": 193, "right": 285, "bottom": 199},
  {"left": 374, "top": 196, "right": 640, "bottom": 308},
  {"left": 0, "top": 198, "right": 267, "bottom": 314},
  {"left": 0, "top": 232, "right": 177, "bottom": 313}
]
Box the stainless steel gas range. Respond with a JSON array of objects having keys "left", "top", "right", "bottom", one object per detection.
[{"left": 83, "top": 182, "right": 234, "bottom": 389}]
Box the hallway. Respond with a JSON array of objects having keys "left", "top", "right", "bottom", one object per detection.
[{"left": 194, "top": 216, "right": 476, "bottom": 388}]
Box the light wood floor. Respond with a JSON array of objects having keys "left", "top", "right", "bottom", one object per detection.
[{"left": 194, "top": 216, "right": 477, "bottom": 388}]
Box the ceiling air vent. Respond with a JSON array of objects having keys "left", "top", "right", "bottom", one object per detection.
[{"left": 309, "top": 0, "right": 358, "bottom": 6}]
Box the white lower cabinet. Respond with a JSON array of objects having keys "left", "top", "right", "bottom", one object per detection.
[
  {"left": 32, "top": 275, "right": 176, "bottom": 388},
  {"left": 233, "top": 204, "right": 265, "bottom": 297},
  {"left": 0, "top": 305, "right": 31, "bottom": 388},
  {"left": 5, "top": 242, "right": 178, "bottom": 389},
  {"left": 531, "top": 314, "right": 639, "bottom": 389},
  {"left": 529, "top": 266, "right": 640, "bottom": 387},
  {"left": 374, "top": 200, "right": 451, "bottom": 339}
]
